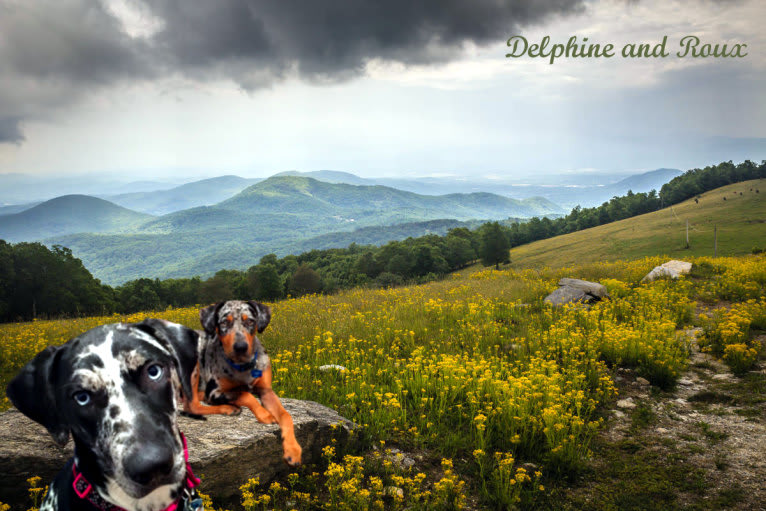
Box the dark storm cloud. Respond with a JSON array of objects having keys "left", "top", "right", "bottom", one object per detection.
[
  {"left": 147, "top": 0, "right": 586, "bottom": 82},
  {"left": 0, "top": 0, "right": 585, "bottom": 143},
  {"left": 1, "top": 1, "right": 149, "bottom": 83},
  {"left": 0, "top": 0, "right": 153, "bottom": 143}
]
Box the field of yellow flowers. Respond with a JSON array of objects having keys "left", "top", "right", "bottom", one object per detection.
[{"left": 1, "top": 255, "right": 764, "bottom": 510}]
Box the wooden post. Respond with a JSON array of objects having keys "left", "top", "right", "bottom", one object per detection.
[
  {"left": 714, "top": 225, "right": 718, "bottom": 257},
  {"left": 686, "top": 220, "right": 689, "bottom": 249}
]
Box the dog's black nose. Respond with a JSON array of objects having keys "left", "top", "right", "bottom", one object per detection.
[
  {"left": 233, "top": 339, "right": 249, "bottom": 355},
  {"left": 125, "top": 444, "right": 174, "bottom": 485}
]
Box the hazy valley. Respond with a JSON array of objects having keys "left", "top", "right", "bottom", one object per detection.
[{"left": 0, "top": 168, "right": 682, "bottom": 284}]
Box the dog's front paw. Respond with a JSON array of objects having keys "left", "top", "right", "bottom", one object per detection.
[
  {"left": 284, "top": 442, "right": 302, "bottom": 467},
  {"left": 222, "top": 404, "right": 242, "bottom": 416},
  {"left": 254, "top": 408, "right": 277, "bottom": 424}
]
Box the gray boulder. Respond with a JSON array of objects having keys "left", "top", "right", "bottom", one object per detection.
[
  {"left": 544, "top": 278, "right": 609, "bottom": 306},
  {"left": 641, "top": 260, "right": 693, "bottom": 282},
  {"left": 0, "top": 399, "right": 356, "bottom": 507}
]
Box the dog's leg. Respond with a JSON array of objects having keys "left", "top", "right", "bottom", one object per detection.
[
  {"left": 253, "top": 368, "right": 302, "bottom": 466},
  {"left": 183, "top": 365, "right": 241, "bottom": 416},
  {"left": 258, "top": 388, "right": 302, "bottom": 466},
  {"left": 231, "top": 392, "right": 277, "bottom": 424}
]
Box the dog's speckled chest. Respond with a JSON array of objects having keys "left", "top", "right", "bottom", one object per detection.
[{"left": 197, "top": 330, "right": 270, "bottom": 402}]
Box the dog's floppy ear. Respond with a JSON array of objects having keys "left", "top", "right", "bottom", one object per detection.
[
  {"left": 199, "top": 302, "right": 223, "bottom": 335},
  {"left": 247, "top": 301, "right": 271, "bottom": 333},
  {"left": 7, "top": 345, "right": 70, "bottom": 446},
  {"left": 135, "top": 319, "right": 198, "bottom": 400}
]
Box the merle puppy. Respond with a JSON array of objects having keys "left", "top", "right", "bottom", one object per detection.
[
  {"left": 6, "top": 319, "right": 202, "bottom": 511},
  {"left": 183, "top": 300, "right": 302, "bottom": 466}
]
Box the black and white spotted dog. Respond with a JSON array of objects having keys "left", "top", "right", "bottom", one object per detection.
[{"left": 7, "top": 319, "right": 202, "bottom": 511}]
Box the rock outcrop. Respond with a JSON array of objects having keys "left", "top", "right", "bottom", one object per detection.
[
  {"left": 0, "top": 399, "right": 356, "bottom": 507},
  {"left": 544, "top": 278, "right": 609, "bottom": 306},
  {"left": 641, "top": 260, "right": 693, "bottom": 282}
]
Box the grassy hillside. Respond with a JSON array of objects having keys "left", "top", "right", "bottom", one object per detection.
[
  {"left": 511, "top": 179, "right": 766, "bottom": 269},
  {"left": 0, "top": 195, "right": 154, "bottom": 242}
]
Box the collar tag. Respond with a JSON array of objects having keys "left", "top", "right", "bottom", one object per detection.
[
  {"left": 184, "top": 496, "right": 204, "bottom": 511},
  {"left": 72, "top": 470, "right": 92, "bottom": 499}
]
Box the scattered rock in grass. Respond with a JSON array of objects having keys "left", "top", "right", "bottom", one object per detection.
[
  {"left": 521, "top": 462, "right": 540, "bottom": 472},
  {"left": 655, "top": 427, "right": 670, "bottom": 434},
  {"left": 641, "top": 260, "right": 693, "bottom": 282},
  {"left": 712, "top": 373, "right": 734, "bottom": 381},
  {"left": 636, "top": 377, "right": 651, "bottom": 386},
  {"left": 386, "top": 451, "right": 416, "bottom": 469},
  {"left": 543, "top": 278, "right": 609, "bottom": 306},
  {"left": 691, "top": 352, "right": 719, "bottom": 366},
  {"left": 617, "top": 398, "right": 636, "bottom": 409},
  {"left": 678, "top": 378, "right": 695, "bottom": 386}
]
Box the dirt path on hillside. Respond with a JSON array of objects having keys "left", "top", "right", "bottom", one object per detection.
[{"left": 556, "top": 329, "right": 766, "bottom": 510}]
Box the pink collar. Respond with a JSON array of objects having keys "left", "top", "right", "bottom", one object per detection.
[{"left": 72, "top": 433, "right": 201, "bottom": 511}]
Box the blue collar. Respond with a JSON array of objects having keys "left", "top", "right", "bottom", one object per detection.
[{"left": 224, "top": 351, "right": 262, "bottom": 379}]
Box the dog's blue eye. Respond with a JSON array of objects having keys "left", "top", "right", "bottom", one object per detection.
[
  {"left": 147, "top": 364, "right": 163, "bottom": 381},
  {"left": 73, "top": 391, "right": 91, "bottom": 406}
]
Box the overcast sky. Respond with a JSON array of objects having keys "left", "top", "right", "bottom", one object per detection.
[{"left": 0, "top": 0, "right": 763, "bottom": 182}]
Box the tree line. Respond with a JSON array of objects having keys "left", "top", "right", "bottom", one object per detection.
[
  {"left": 0, "top": 223, "right": 509, "bottom": 321},
  {"left": 0, "top": 242, "right": 114, "bottom": 321},
  {"left": 0, "top": 159, "right": 762, "bottom": 322}
]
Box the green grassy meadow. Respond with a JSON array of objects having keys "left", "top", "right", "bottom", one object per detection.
[{"left": 511, "top": 179, "right": 766, "bottom": 269}]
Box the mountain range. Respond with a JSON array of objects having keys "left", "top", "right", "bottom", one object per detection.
[
  {"left": 0, "top": 168, "right": 682, "bottom": 214},
  {"left": 0, "top": 175, "right": 564, "bottom": 283},
  {"left": 275, "top": 168, "right": 683, "bottom": 208},
  {"left": 0, "top": 168, "right": 683, "bottom": 284}
]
